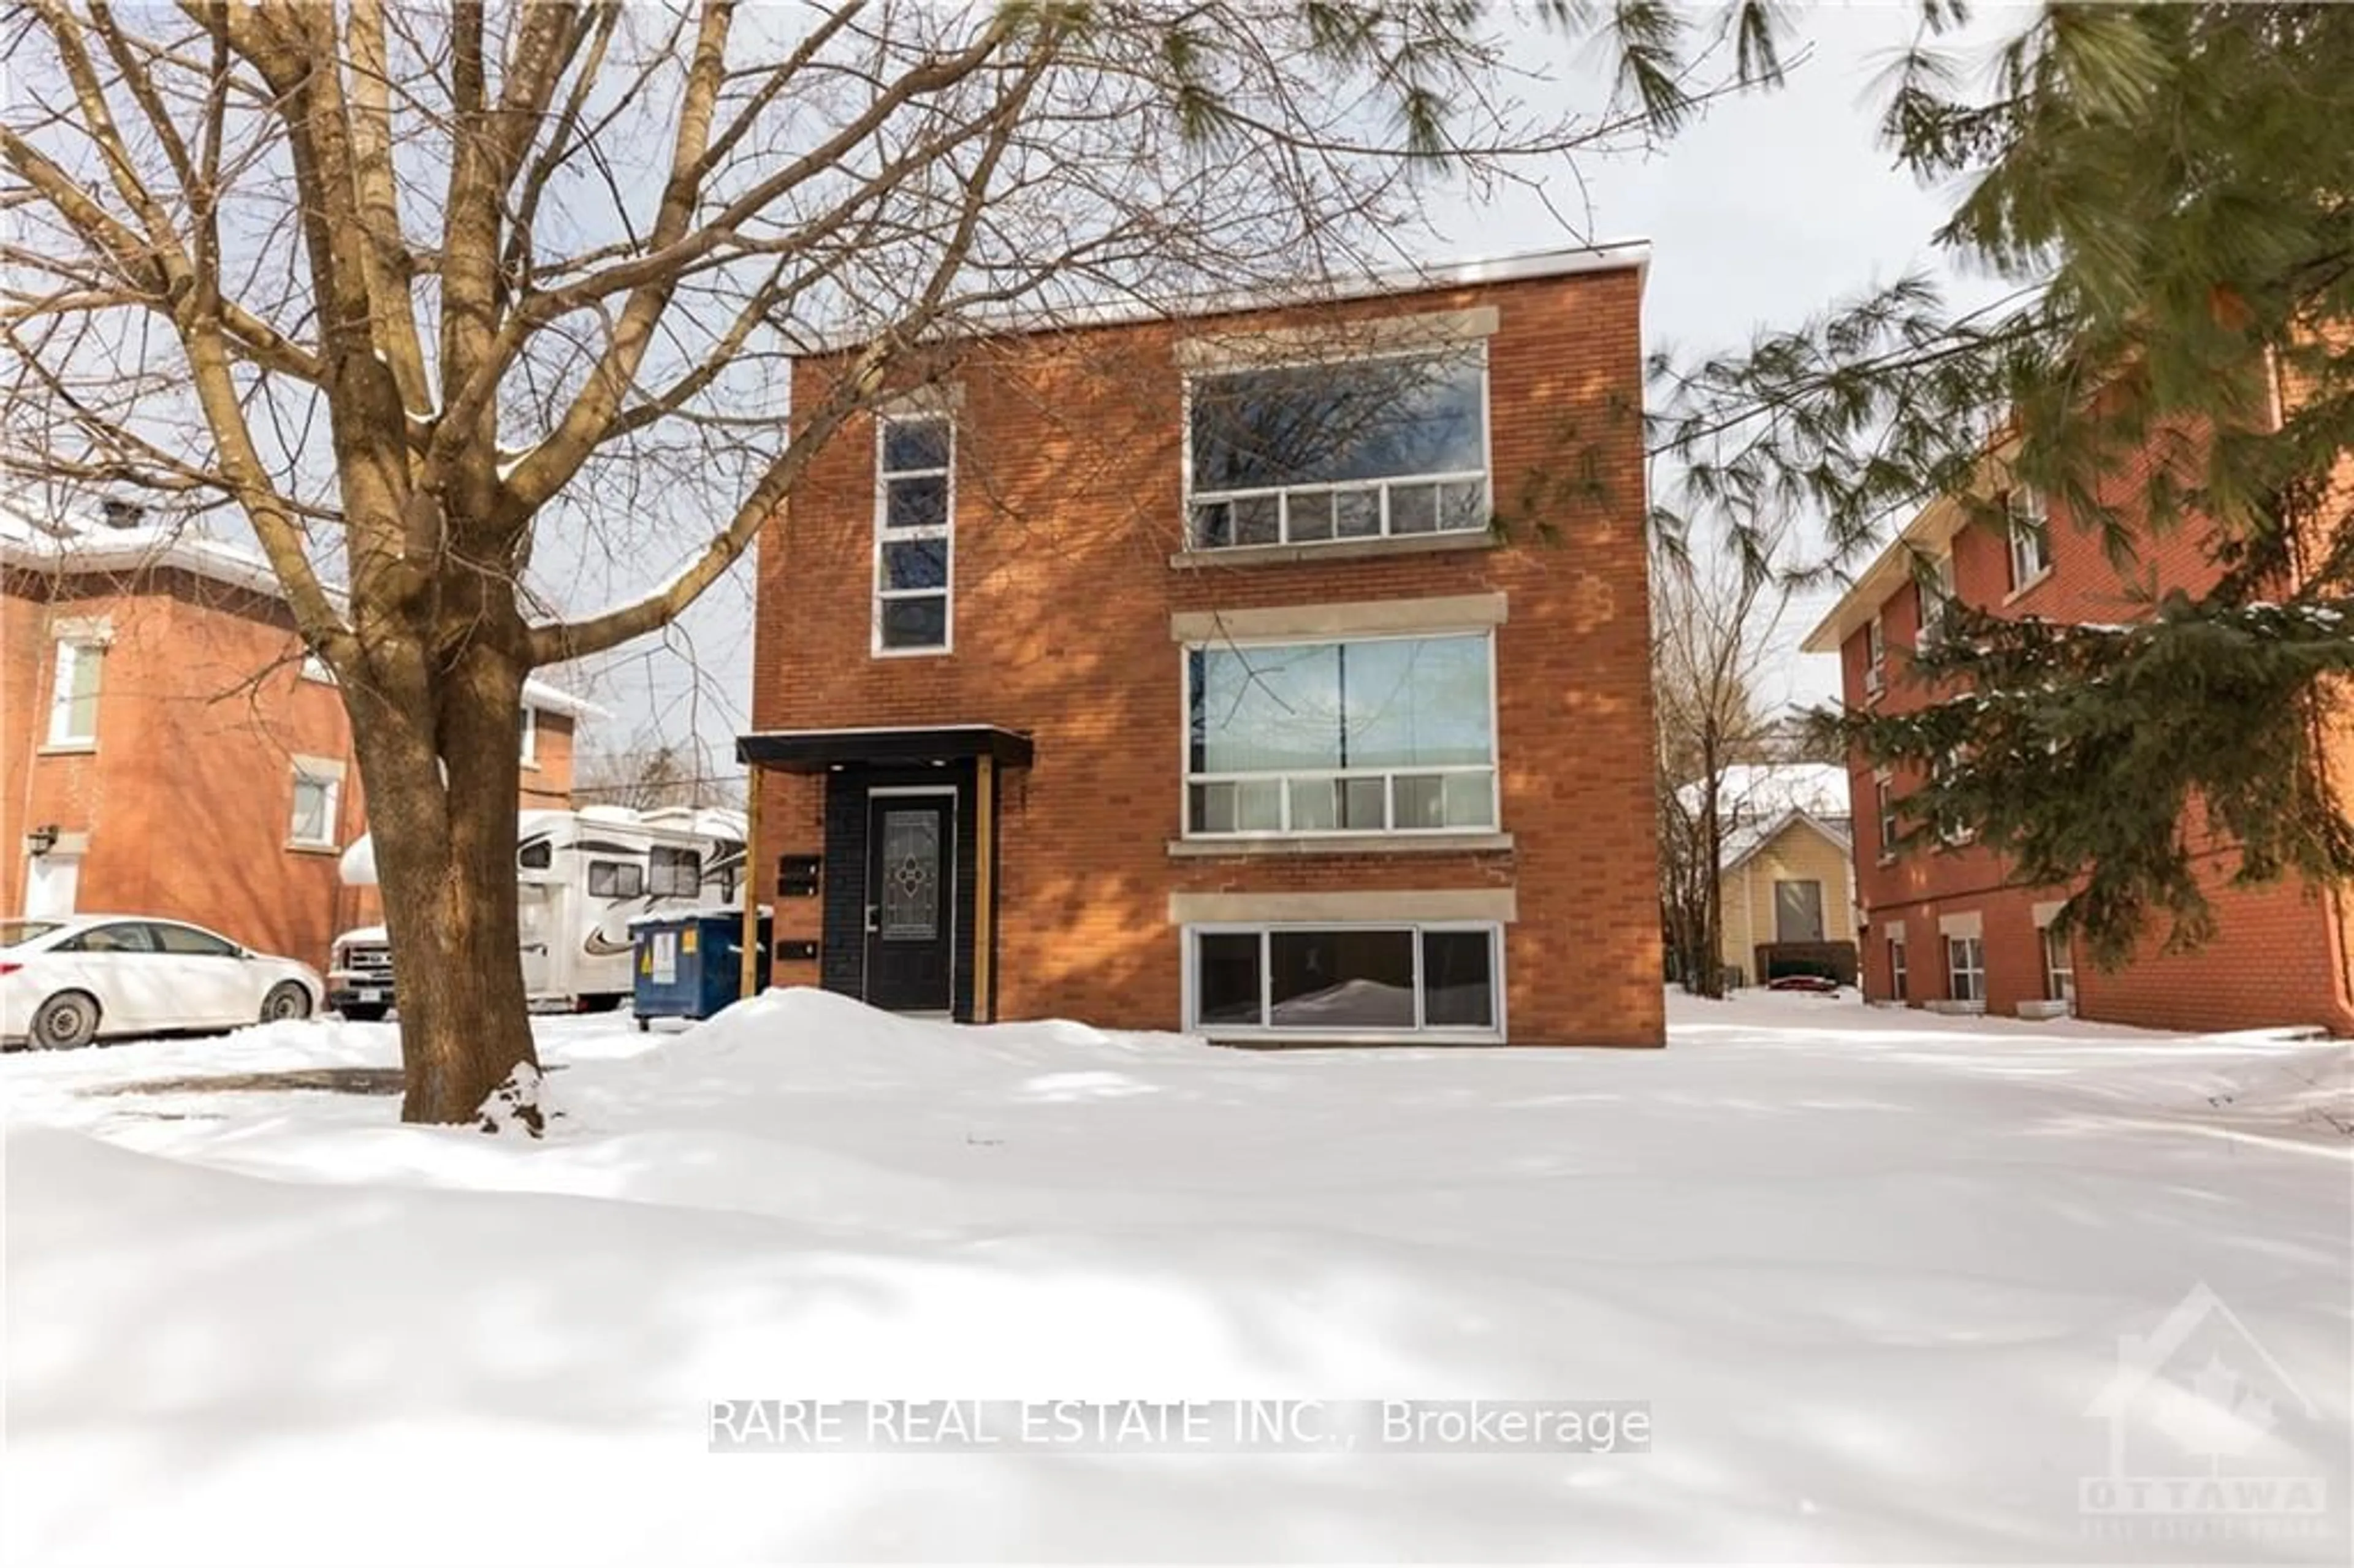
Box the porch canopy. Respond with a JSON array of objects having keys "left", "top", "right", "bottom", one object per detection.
[{"left": 734, "top": 723, "right": 1034, "bottom": 774}]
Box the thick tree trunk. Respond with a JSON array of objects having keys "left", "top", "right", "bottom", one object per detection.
[{"left": 343, "top": 637, "right": 540, "bottom": 1125}]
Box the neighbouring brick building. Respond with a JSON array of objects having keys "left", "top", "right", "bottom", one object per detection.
[
  {"left": 1801, "top": 445, "right": 2354, "bottom": 1036},
  {"left": 739, "top": 245, "right": 1663, "bottom": 1045},
  {"left": 2, "top": 498, "right": 587, "bottom": 969}
]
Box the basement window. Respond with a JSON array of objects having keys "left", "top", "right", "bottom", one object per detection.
[{"left": 1186, "top": 924, "right": 1501, "bottom": 1038}]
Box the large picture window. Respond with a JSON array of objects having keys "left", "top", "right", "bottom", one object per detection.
[
  {"left": 1186, "top": 350, "right": 1487, "bottom": 550},
  {"left": 874, "top": 413, "right": 953, "bottom": 653},
  {"left": 1185, "top": 632, "right": 1496, "bottom": 837},
  {"left": 1189, "top": 924, "right": 1501, "bottom": 1037}
]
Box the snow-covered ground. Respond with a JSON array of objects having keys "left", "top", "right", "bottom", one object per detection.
[{"left": 4, "top": 989, "right": 2348, "bottom": 1564}]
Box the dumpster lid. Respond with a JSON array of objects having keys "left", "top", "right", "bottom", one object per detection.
[
  {"left": 734, "top": 723, "right": 1034, "bottom": 774},
  {"left": 628, "top": 904, "right": 774, "bottom": 929}
]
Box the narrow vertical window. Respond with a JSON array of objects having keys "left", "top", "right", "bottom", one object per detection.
[
  {"left": 2006, "top": 485, "right": 2051, "bottom": 588},
  {"left": 1887, "top": 935, "right": 1908, "bottom": 1002},
  {"left": 1864, "top": 614, "right": 1886, "bottom": 695},
  {"left": 519, "top": 705, "right": 538, "bottom": 766},
  {"left": 875, "top": 413, "right": 953, "bottom": 654},
  {"left": 48, "top": 639, "right": 103, "bottom": 745}
]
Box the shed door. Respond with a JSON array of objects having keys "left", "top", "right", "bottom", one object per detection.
[{"left": 866, "top": 795, "right": 954, "bottom": 1013}]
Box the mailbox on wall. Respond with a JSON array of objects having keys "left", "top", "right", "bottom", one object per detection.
[{"left": 777, "top": 854, "right": 821, "bottom": 897}]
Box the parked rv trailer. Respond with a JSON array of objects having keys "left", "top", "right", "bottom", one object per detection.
[{"left": 328, "top": 806, "right": 747, "bottom": 1019}]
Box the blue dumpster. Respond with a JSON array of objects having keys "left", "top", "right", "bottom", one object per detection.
[{"left": 630, "top": 908, "right": 772, "bottom": 1029}]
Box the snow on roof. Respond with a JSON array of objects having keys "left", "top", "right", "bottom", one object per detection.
[
  {"left": 1678, "top": 764, "right": 1855, "bottom": 870},
  {"left": 2, "top": 492, "right": 596, "bottom": 717}
]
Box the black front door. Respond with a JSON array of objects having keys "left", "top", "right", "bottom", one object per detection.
[{"left": 866, "top": 793, "right": 955, "bottom": 1011}]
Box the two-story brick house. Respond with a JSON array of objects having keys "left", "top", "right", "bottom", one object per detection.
[
  {"left": 2, "top": 498, "right": 588, "bottom": 969},
  {"left": 1801, "top": 454, "right": 2354, "bottom": 1036},
  {"left": 739, "top": 245, "right": 1664, "bottom": 1045}
]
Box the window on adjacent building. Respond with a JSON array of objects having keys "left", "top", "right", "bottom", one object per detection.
[
  {"left": 1773, "top": 880, "right": 1826, "bottom": 943},
  {"left": 299, "top": 652, "right": 336, "bottom": 684},
  {"left": 874, "top": 413, "right": 953, "bottom": 653},
  {"left": 1189, "top": 924, "right": 1500, "bottom": 1035},
  {"left": 1946, "top": 934, "right": 1985, "bottom": 1003},
  {"left": 1864, "top": 614, "right": 1886, "bottom": 696},
  {"left": 2042, "top": 925, "right": 2076, "bottom": 1007},
  {"left": 587, "top": 859, "right": 645, "bottom": 899},
  {"left": 1887, "top": 935, "right": 1908, "bottom": 1002},
  {"left": 1185, "top": 633, "right": 1495, "bottom": 837},
  {"left": 1186, "top": 349, "right": 1488, "bottom": 550},
  {"left": 289, "top": 768, "right": 340, "bottom": 848},
  {"left": 519, "top": 706, "right": 538, "bottom": 766},
  {"left": 2006, "top": 485, "right": 2052, "bottom": 588},
  {"left": 1873, "top": 771, "right": 1898, "bottom": 859},
  {"left": 48, "top": 639, "right": 104, "bottom": 745},
  {"left": 648, "top": 845, "right": 701, "bottom": 897},
  {"left": 1933, "top": 748, "right": 1976, "bottom": 846},
  {"left": 1918, "top": 552, "right": 1957, "bottom": 642}
]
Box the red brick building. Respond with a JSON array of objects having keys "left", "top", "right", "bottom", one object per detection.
[
  {"left": 1801, "top": 451, "right": 2354, "bottom": 1036},
  {"left": 741, "top": 246, "right": 1664, "bottom": 1044},
  {"left": 3, "top": 500, "right": 585, "bottom": 969}
]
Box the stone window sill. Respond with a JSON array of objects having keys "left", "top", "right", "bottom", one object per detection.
[
  {"left": 1169, "top": 530, "right": 1498, "bottom": 571},
  {"left": 37, "top": 741, "right": 97, "bottom": 756},
  {"left": 1168, "top": 832, "right": 1514, "bottom": 859}
]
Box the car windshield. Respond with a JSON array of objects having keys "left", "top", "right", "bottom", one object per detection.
[{"left": 1, "top": 919, "right": 64, "bottom": 947}]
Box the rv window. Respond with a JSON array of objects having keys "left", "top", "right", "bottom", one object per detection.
[
  {"left": 649, "top": 846, "right": 701, "bottom": 897},
  {"left": 518, "top": 841, "right": 552, "bottom": 871},
  {"left": 588, "top": 859, "right": 644, "bottom": 899}
]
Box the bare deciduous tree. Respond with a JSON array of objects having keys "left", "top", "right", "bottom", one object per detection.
[
  {"left": 1653, "top": 533, "right": 1791, "bottom": 998},
  {"left": 4, "top": 1, "right": 1777, "bottom": 1121}
]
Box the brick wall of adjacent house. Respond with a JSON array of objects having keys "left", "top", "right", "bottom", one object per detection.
[
  {"left": 1834, "top": 418, "right": 2354, "bottom": 1035},
  {"left": 4, "top": 568, "right": 577, "bottom": 970},
  {"left": 753, "top": 266, "right": 1663, "bottom": 1044}
]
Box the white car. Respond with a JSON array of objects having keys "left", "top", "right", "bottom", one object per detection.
[{"left": 0, "top": 915, "right": 324, "bottom": 1050}]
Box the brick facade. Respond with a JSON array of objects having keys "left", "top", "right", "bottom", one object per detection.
[
  {"left": 748, "top": 254, "right": 1664, "bottom": 1045},
  {"left": 3, "top": 560, "right": 577, "bottom": 969},
  {"left": 1808, "top": 425, "right": 2354, "bottom": 1037}
]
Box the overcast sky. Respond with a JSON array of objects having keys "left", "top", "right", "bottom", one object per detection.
[{"left": 574, "top": 2, "right": 2038, "bottom": 774}]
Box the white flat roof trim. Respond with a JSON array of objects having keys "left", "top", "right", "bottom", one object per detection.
[{"left": 791, "top": 240, "right": 1650, "bottom": 358}]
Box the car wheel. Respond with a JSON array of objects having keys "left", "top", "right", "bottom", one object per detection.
[
  {"left": 261, "top": 981, "right": 313, "bottom": 1024},
  {"left": 338, "top": 1002, "right": 389, "bottom": 1023},
  {"left": 31, "top": 991, "right": 101, "bottom": 1050}
]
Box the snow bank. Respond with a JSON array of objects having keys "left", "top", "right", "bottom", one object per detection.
[{"left": 4, "top": 989, "right": 2347, "bottom": 1564}]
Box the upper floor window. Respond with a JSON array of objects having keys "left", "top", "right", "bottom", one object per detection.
[
  {"left": 1186, "top": 350, "right": 1487, "bottom": 550},
  {"left": 519, "top": 706, "right": 538, "bottom": 766},
  {"left": 1873, "top": 769, "right": 1898, "bottom": 859},
  {"left": 289, "top": 766, "right": 340, "bottom": 848},
  {"left": 1918, "top": 552, "right": 1958, "bottom": 643},
  {"left": 1184, "top": 632, "right": 1495, "bottom": 837},
  {"left": 874, "top": 413, "right": 953, "bottom": 655},
  {"left": 48, "top": 638, "right": 103, "bottom": 745},
  {"left": 2006, "top": 485, "right": 2051, "bottom": 589},
  {"left": 1864, "top": 614, "right": 1886, "bottom": 696}
]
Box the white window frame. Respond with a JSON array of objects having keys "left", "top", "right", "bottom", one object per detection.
[
  {"left": 47, "top": 637, "right": 104, "bottom": 747},
  {"left": 1887, "top": 934, "right": 1908, "bottom": 1002},
  {"left": 1181, "top": 921, "right": 1506, "bottom": 1042},
  {"left": 519, "top": 704, "right": 538, "bottom": 767},
  {"left": 1935, "top": 748, "right": 1976, "bottom": 847},
  {"left": 2042, "top": 925, "right": 2076, "bottom": 1007},
  {"left": 1873, "top": 769, "right": 1898, "bottom": 861},
  {"left": 1180, "top": 343, "right": 1493, "bottom": 552},
  {"left": 1918, "top": 552, "right": 1957, "bottom": 642},
  {"left": 1864, "top": 614, "right": 1886, "bottom": 697},
  {"left": 289, "top": 767, "right": 341, "bottom": 849},
  {"left": 1179, "top": 629, "right": 1501, "bottom": 840},
  {"left": 2006, "top": 485, "right": 2052, "bottom": 591},
  {"left": 872, "top": 412, "right": 954, "bottom": 658},
  {"left": 1945, "top": 934, "right": 1985, "bottom": 1004}
]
